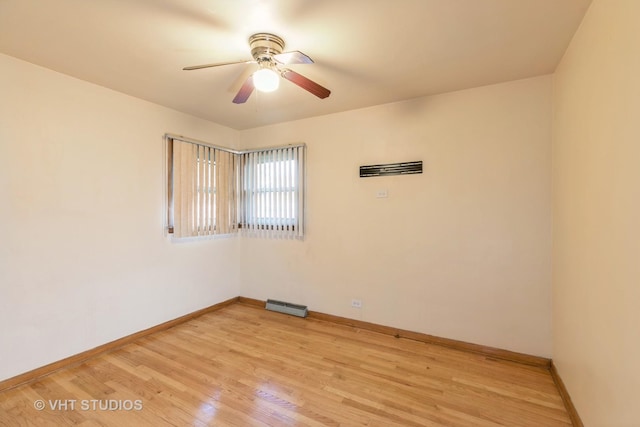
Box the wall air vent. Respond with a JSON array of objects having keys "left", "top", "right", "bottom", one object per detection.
[
  {"left": 359, "top": 161, "right": 422, "bottom": 178},
  {"left": 265, "top": 299, "right": 308, "bottom": 318}
]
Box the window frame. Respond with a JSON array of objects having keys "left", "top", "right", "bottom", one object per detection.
[
  {"left": 166, "top": 134, "right": 305, "bottom": 239},
  {"left": 239, "top": 149, "right": 303, "bottom": 232}
]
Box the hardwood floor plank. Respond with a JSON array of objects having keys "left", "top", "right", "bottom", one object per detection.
[{"left": 0, "top": 304, "right": 572, "bottom": 426}]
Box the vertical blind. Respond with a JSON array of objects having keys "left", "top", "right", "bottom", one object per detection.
[
  {"left": 169, "top": 138, "right": 237, "bottom": 238},
  {"left": 238, "top": 145, "right": 305, "bottom": 239},
  {"left": 167, "top": 136, "right": 305, "bottom": 240}
]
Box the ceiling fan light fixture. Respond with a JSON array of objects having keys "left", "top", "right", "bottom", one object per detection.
[
  {"left": 253, "top": 68, "right": 279, "bottom": 92},
  {"left": 184, "top": 32, "right": 330, "bottom": 103}
]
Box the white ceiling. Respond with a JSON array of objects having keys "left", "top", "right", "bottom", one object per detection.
[{"left": 0, "top": 0, "right": 591, "bottom": 130}]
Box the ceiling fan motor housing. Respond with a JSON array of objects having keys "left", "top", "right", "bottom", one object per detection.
[{"left": 249, "top": 33, "right": 285, "bottom": 65}]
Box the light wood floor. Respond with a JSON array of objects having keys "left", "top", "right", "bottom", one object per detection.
[{"left": 0, "top": 303, "right": 571, "bottom": 426}]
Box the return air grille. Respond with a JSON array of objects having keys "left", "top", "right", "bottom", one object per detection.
[
  {"left": 265, "top": 299, "right": 308, "bottom": 318},
  {"left": 359, "top": 161, "right": 422, "bottom": 178}
]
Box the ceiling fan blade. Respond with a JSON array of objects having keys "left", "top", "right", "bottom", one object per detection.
[
  {"left": 232, "top": 76, "right": 254, "bottom": 104},
  {"left": 281, "top": 69, "right": 331, "bottom": 99},
  {"left": 183, "top": 60, "right": 254, "bottom": 71},
  {"left": 273, "top": 51, "right": 313, "bottom": 65}
]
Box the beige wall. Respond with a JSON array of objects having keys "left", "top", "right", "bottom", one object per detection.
[
  {"left": 0, "top": 54, "right": 241, "bottom": 382},
  {"left": 239, "top": 76, "right": 553, "bottom": 356},
  {"left": 552, "top": 0, "right": 640, "bottom": 425}
]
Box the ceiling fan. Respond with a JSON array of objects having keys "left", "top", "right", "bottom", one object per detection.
[{"left": 183, "top": 33, "right": 331, "bottom": 104}]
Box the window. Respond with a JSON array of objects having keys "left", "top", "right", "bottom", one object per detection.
[
  {"left": 166, "top": 135, "right": 305, "bottom": 239},
  {"left": 238, "top": 146, "right": 305, "bottom": 239},
  {"left": 167, "top": 138, "right": 237, "bottom": 238}
]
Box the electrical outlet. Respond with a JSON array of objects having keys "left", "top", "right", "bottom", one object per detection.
[
  {"left": 351, "top": 299, "right": 362, "bottom": 309},
  {"left": 376, "top": 189, "right": 388, "bottom": 198}
]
